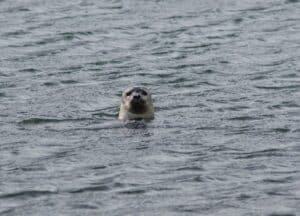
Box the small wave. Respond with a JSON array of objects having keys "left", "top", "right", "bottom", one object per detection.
[
  {"left": 5, "top": 6, "right": 30, "bottom": 13},
  {"left": 92, "top": 112, "right": 117, "bottom": 119},
  {"left": 183, "top": 43, "right": 221, "bottom": 49},
  {"left": 74, "top": 122, "right": 124, "bottom": 131},
  {"left": 90, "top": 165, "right": 107, "bottom": 170},
  {"left": 268, "top": 213, "right": 295, "bottom": 216},
  {"left": 99, "top": 5, "right": 122, "bottom": 10},
  {"left": 234, "top": 148, "right": 286, "bottom": 159},
  {"left": 265, "top": 190, "right": 290, "bottom": 196},
  {"left": 269, "top": 101, "right": 299, "bottom": 109},
  {"left": 60, "top": 79, "right": 79, "bottom": 84},
  {"left": 0, "top": 189, "right": 57, "bottom": 199},
  {"left": 175, "top": 166, "right": 204, "bottom": 171},
  {"left": 71, "top": 204, "right": 98, "bottom": 210},
  {"left": 233, "top": 17, "right": 243, "bottom": 24},
  {"left": 89, "top": 56, "right": 132, "bottom": 67},
  {"left": 25, "top": 48, "right": 67, "bottom": 58},
  {"left": 124, "top": 121, "right": 148, "bottom": 129},
  {"left": 163, "top": 149, "right": 201, "bottom": 155},
  {"left": 237, "top": 6, "right": 267, "bottom": 12},
  {"left": 160, "top": 27, "right": 187, "bottom": 35},
  {"left": 118, "top": 189, "right": 146, "bottom": 195},
  {"left": 157, "top": 104, "right": 193, "bottom": 111},
  {"left": 19, "top": 68, "right": 39, "bottom": 73},
  {"left": 201, "top": 69, "right": 218, "bottom": 74},
  {"left": 171, "top": 204, "right": 202, "bottom": 214},
  {"left": 217, "top": 105, "right": 250, "bottom": 112},
  {"left": 168, "top": 63, "right": 205, "bottom": 70},
  {"left": 0, "top": 208, "right": 14, "bottom": 215},
  {"left": 69, "top": 185, "right": 110, "bottom": 194},
  {"left": 2, "top": 30, "right": 28, "bottom": 37},
  {"left": 18, "top": 117, "right": 91, "bottom": 125},
  {"left": 285, "top": 0, "right": 299, "bottom": 3},
  {"left": 197, "top": 81, "right": 218, "bottom": 86},
  {"left": 262, "top": 176, "right": 293, "bottom": 184},
  {"left": 227, "top": 116, "right": 259, "bottom": 121},
  {"left": 59, "top": 65, "right": 83, "bottom": 73},
  {"left": 59, "top": 31, "right": 93, "bottom": 37},
  {"left": 271, "top": 128, "right": 290, "bottom": 133},
  {"left": 258, "top": 60, "right": 287, "bottom": 67},
  {"left": 0, "top": 83, "right": 16, "bottom": 89},
  {"left": 254, "top": 84, "right": 300, "bottom": 90},
  {"left": 236, "top": 194, "right": 252, "bottom": 200},
  {"left": 43, "top": 81, "right": 59, "bottom": 86},
  {"left": 196, "top": 126, "right": 218, "bottom": 131},
  {"left": 163, "top": 15, "right": 196, "bottom": 20}
]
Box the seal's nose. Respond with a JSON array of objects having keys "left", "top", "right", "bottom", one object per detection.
[{"left": 133, "top": 95, "right": 141, "bottom": 99}]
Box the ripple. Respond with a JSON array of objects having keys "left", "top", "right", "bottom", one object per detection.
[
  {"left": 17, "top": 48, "right": 68, "bottom": 59},
  {"left": 2, "top": 30, "right": 28, "bottom": 37},
  {"left": 217, "top": 105, "right": 250, "bottom": 112},
  {"left": 43, "top": 81, "right": 59, "bottom": 87},
  {"left": 89, "top": 56, "right": 132, "bottom": 67},
  {"left": 19, "top": 68, "right": 39, "bottom": 73},
  {"left": 0, "top": 208, "right": 14, "bottom": 215},
  {"left": 118, "top": 189, "right": 146, "bottom": 195},
  {"left": 90, "top": 165, "right": 106, "bottom": 170},
  {"left": 71, "top": 204, "right": 99, "bottom": 210},
  {"left": 285, "top": 0, "right": 299, "bottom": 3},
  {"left": 59, "top": 65, "right": 83, "bottom": 73},
  {"left": 168, "top": 63, "right": 205, "bottom": 70},
  {"left": 268, "top": 101, "right": 300, "bottom": 109},
  {"left": 238, "top": 6, "right": 267, "bottom": 12},
  {"left": 18, "top": 117, "right": 91, "bottom": 125},
  {"left": 171, "top": 205, "right": 202, "bottom": 214},
  {"left": 0, "top": 189, "right": 57, "bottom": 199},
  {"left": 157, "top": 104, "right": 193, "bottom": 111},
  {"left": 151, "top": 50, "right": 173, "bottom": 56},
  {"left": 60, "top": 31, "right": 93, "bottom": 37},
  {"left": 69, "top": 185, "right": 110, "bottom": 193},
  {"left": 262, "top": 176, "right": 293, "bottom": 184},
  {"left": 254, "top": 84, "right": 300, "bottom": 90},
  {"left": 271, "top": 128, "right": 291, "bottom": 133},
  {"left": 175, "top": 166, "right": 204, "bottom": 171},
  {"left": 182, "top": 42, "right": 221, "bottom": 49},
  {"left": 5, "top": 6, "right": 30, "bottom": 13},
  {"left": 124, "top": 121, "right": 148, "bottom": 129},
  {"left": 265, "top": 190, "right": 291, "bottom": 196},
  {"left": 268, "top": 213, "right": 295, "bottom": 216},
  {"left": 234, "top": 148, "right": 286, "bottom": 159},
  {"left": 233, "top": 17, "right": 243, "bottom": 24},
  {"left": 236, "top": 194, "right": 252, "bottom": 200},
  {"left": 160, "top": 27, "right": 187, "bottom": 35},
  {"left": 200, "top": 69, "right": 218, "bottom": 74},
  {"left": 92, "top": 111, "right": 117, "bottom": 119},
  {"left": 60, "top": 79, "right": 79, "bottom": 84},
  {"left": 227, "top": 116, "right": 260, "bottom": 121}
]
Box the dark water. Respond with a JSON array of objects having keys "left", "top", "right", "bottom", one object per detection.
[{"left": 1, "top": 0, "right": 300, "bottom": 215}]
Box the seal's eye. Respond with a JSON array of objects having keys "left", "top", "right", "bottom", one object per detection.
[
  {"left": 141, "top": 90, "right": 148, "bottom": 96},
  {"left": 126, "top": 91, "right": 132, "bottom": 96}
]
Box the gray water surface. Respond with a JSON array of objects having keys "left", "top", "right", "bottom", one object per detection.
[{"left": 1, "top": 0, "right": 300, "bottom": 215}]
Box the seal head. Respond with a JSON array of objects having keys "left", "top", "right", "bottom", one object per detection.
[{"left": 118, "top": 87, "right": 154, "bottom": 121}]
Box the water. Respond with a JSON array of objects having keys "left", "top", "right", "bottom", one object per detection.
[{"left": 1, "top": 0, "right": 300, "bottom": 215}]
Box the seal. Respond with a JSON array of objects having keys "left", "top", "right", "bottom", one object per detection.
[{"left": 118, "top": 87, "right": 154, "bottom": 121}]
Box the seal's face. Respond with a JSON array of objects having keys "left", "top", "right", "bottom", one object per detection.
[{"left": 119, "top": 87, "right": 154, "bottom": 121}]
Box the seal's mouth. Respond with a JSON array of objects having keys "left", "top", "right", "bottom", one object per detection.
[
  {"left": 129, "top": 99, "right": 146, "bottom": 114},
  {"left": 131, "top": 97, "right": 144, "bottom": 104}
]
